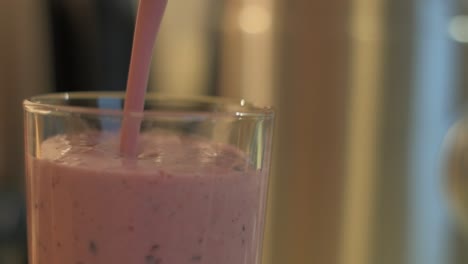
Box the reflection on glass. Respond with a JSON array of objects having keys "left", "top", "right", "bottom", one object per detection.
[
  {"left": 446, "top": 118, "right": 468, "bottom": 231},
  {"left": 449, "top": 16, "right": 468, "bottom": 43}
]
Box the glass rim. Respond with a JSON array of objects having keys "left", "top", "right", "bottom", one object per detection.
[{"left": 23, "top": 92, "right": 275, "bottom": 119}]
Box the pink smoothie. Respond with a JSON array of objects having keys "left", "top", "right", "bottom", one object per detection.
[{"left": 26, "top": 131, "right": 268, "bottom": 264}]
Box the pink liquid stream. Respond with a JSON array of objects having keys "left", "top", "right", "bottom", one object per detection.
[{"left": 120, "top": 0, "right": 168, "bottom": 158}]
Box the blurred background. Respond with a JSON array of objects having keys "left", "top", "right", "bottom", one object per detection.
[{"left": 2, "top": 0, "right": 468, "bottom": 263}]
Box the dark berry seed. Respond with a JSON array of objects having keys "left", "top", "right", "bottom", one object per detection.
[
  {"left": 152, "top": 205, "right": 159, "bottom": 212},
  {"left": 89, "top": 240, "right": 98, "bottom": 255},
  {"left": 145, "top": 255, "right": 162, "bottom": 264},
  {"left": 191, "top": 255, "right": 202, "bottom": 262},
  {"left": 151, "top": 244, "right": 160, "bottom": 251},
  {"left": 233, "top": 165, "right": 244, "bottom": 172}
]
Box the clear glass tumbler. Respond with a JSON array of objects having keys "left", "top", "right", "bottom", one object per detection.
[{"left": 23, "top": 92, "right": 274, "bottom": 264}]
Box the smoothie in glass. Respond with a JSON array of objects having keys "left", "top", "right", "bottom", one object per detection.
[{"left": 24, "top": 93, "right": 274, "bottom": 264}]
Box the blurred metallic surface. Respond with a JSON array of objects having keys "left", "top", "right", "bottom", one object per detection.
[
  {"left": 266, "top": 0, "right": 349, "bottom": 263},
  {"left": 266, "top": 0, "right": 465, "bottom": 263}
]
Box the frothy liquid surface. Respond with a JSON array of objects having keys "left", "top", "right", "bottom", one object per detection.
[{"left": 27, "top": 132, "right": 267, "bottom": 264}]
